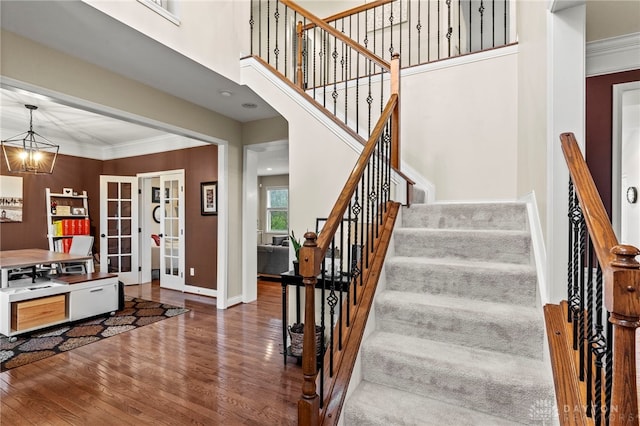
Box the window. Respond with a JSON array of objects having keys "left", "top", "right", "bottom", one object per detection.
[
  {"left": 137, "top": 0, "right": 180, "bottom": 25},
  {"left": 266, "top": 187, "right": 288, "bottom": 233}
]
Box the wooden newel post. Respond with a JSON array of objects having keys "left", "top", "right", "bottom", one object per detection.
[
  {"left": 298, "top": 232, "right": 320, "bottom": 426},
  {"left": 390, "top": 53, "right": 400, "bottom": 171},
  {"left": 296, "top": 21, "right": 304, "bottom": 90},
  {"left": 608, "top": 244, "right": 640, "bottom": 426}
]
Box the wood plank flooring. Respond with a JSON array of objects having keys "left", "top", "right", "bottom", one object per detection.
[{"left": 1, "top": 280, "right": 302, "bottom": 425}]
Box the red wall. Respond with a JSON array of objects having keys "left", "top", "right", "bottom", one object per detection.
[
  {"left": 1, "top": 144, "right": 218, "bottom": 290},
  {"left": 586, "top": 69, "right": 640, "bottom": 218}
]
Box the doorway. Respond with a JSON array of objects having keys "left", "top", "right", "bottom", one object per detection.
[
  {"left": 138, "top": 170, "right": 186, "bottom": 291},
  {"left": 612, "top": 81, "right": 640, "bottom": 248}
]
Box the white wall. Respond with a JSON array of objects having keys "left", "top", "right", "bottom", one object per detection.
[
  {"left": 401, "top": 48, "right": 520, "bottom": 200},
  {"left": 241, "top": 59, "right": 360, "bottom": 261}
]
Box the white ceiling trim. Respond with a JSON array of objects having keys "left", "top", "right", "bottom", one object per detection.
[{"left": 586, "top": 32, "right": 640, "bottom": 77}]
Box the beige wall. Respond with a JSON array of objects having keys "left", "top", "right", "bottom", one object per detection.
[
  {"left": 242, "top": 116, "right": 289, "bottom": 145},
  {"left": 516, "top": 0, "right": 548, "bottom": 232},
  {"left": 586, "top": 1, "right": 640, "bottom": 42}
]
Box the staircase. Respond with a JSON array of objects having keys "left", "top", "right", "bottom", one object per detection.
[{"left": 343, "top": 202, "right": 556, "bottom": 425}]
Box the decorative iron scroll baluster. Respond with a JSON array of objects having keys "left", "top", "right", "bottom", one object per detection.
[
  {"left": 417, "top": 0, "right": 422, "bottom": 64},
  {"left": 250, "top": 0, "right": 255, "bottom": 54},
  {"left": 591, "top": 265, "right": 606, "bottom": 425},
  {"left": 604, "top": 318, "right": 613, "bottom": 425},
  {"left": 332, "top": 37, "right": 338, "bottom": 116},
  {"left": 274, "top": 0, "right": 279, "bottom": 69},
  {"left": 389, "top": 3, "right": 394, "bottom": 58},
  {"left": 446, "top": 0, "right": 452, "bottom": 57},
  {"left": 266, "top": 0, "right": 270, "bottom": 63},
  {"left": 578, "top": 209, "right": 586, "bottom": 382},
  {"left": 585, "top": 242, "right": 594, "bottom": 419}
]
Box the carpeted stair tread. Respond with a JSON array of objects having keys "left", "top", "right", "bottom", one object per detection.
[
  {"left": 394, "top": 228, "right": 532, "bottom": 264},
  {"left": 344, "top": 380, "right": 518, "bottom": 426},
  {"left": 402, "top": 202, "right": 529, "bottom": 231},
  {"left": 376, "top": 290, "right": 544, "bottom": 358},
  {"left": 385, "top": 256, "right": 537, "bottom": 306},
  {"left": 362, "top": 331, "right": 555, "bottom": 423}
]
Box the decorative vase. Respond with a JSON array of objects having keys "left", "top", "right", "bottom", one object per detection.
[{"left": 293, "top": 260, "right": 300, "bottom": 276}]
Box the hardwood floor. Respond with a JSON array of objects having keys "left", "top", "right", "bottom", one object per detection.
[{"left": 0, "top": 280, "right": 302, "bottom": 425}]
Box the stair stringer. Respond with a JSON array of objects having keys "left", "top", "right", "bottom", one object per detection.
[{"left": 335, "top": 206, "right": 401, "bottom": 426}]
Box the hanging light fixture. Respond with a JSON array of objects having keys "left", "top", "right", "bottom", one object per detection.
[{"left": 1, "top": 104, "right": 59, "bottom": 174}]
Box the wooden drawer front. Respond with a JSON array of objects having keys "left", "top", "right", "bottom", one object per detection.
[
  {"left": 70, "top": 283, "right": 118, "bottom": 321},
  {"left": 11, "top": 295, "right": 67, "bottom": 331}
]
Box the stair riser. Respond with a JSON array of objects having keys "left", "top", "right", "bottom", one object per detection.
[
  {"left": 385, "top": 261, "right": 537, "bottom": 306},
  {"left": 376, "top": 301, "right": 544, "bottom": 359},
  {"left": 362, "top": 347, "right": 554, "bottom": 423},
  {"left": 394, "top": 230, "right": 532, "bottom": 264},
  {"left": 402, "top": 203, "right": 529, "bottom": 231}
]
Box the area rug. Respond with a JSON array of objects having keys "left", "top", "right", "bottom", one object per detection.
[{"left": 0, "top": 297, "right": 189, "bottom": 372}]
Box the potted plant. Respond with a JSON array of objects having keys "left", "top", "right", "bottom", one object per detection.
[{"left": 290, "top": 230, "right": 301, "bottom": 275}]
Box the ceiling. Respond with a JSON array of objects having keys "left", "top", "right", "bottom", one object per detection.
[{"left": 0, "top": 0, "right": 288, "bottom": 175}]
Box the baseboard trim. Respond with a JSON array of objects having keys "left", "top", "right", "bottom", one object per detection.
[
  {"left": 520, "top": 191, "right": 548, "bottom": 305},
  {"left": 184, "top": 285, "right": 217, "bottom": 298}
]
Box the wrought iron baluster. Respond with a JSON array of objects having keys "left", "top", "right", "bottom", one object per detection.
[
  {"left": 332, "top": 36, "right": 338, "bottom": 116},
  {"left": 458, "top": 0, "right": 462, "bottom": 55},
  {"left": 592, "top": 265, "right": 606, "bottom": 426},
  {"left": 504, "top": 0, "right": 507, "bottom": 44},
  {"left": 274, "top": 0, "right": 279, "bottom": 70},
  {"left": 327, "top": 237, "right": 338, "bottom": 377},
  {"left": 346, "top": 207, "right": 353, "bottom": 327},
  {"left": 578, "top": 213, "right": 586, "bottom": 382},
  {"left": 389, "top": 2, "right": 395, "bottom": 59},
  {"left": 250, "top": 0, "right": 255, "bottom": 55},
  {"left": 469, "top": 0, "right": 472, "bottom": 55},
  {"left": 585, "top": 242, "right": 594, "bottom": 419},
  {"left": 604, "top": 317, "right": 613, "bottom": 425},
  {"left": 437, "top": 0, "right": 441, "bottom": 60},
  {"left": 446, "top": 0, "right": 452, "bottom": 57},
  {"left": 258, "top": 0, "right": 262, "bottom": 57},
  {"left": 338, "top": 221, "right": 345, "bottom": 350},
  {"left": 267, "top": 0, "right": 270, "bottom": 63},
  {"left": 417, "top": 0, "right": 422, "bottom": 64},
  {"left": 492, "top": 0, "right": 495, "bottom": 47},
  {"left": 479, "top": 0, "right": 485, "bottom": 50}
]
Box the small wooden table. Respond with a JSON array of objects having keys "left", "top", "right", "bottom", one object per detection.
[{"left": 0, "top": 249, "right": 92, "bottom": 288}]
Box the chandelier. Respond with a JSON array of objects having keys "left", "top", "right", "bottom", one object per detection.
[{"left": 1, "top": 104, "right": 59, "bottom": 174}]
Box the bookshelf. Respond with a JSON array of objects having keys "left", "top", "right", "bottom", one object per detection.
[{"left": 45, "top": 188, "right": 90, "bottom": 253}]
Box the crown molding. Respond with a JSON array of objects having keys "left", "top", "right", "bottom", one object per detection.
[{"left": 586, "top": 32, "right": 640, "bottom": 77}]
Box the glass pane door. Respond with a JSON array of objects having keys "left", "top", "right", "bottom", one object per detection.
[
  {"left": 160, "top": 172, "right": 184, "bottom": 291},
  {"left": 100, "top": 176, "right": 139, "bottom": 285}
]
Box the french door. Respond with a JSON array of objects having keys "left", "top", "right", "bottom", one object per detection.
[
  {"left": 100, "top": 176, "right": 139, "bottom": 285},
  {"left": 159, "top": 172, "right": 185, "bottom": 291}
]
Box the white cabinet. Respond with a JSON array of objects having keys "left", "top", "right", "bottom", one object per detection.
[
  {"left": 69, "top": 280, "right": 118, "bottom": 321},
  {"left": 45, "top": 188, "right": 90, "bottom": 253}
]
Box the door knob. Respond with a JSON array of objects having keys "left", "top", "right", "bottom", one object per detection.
[{"left": 101, "top": 234, "right": 106, "bottom": 238}]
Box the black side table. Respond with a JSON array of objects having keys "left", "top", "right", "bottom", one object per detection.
[{"left": 280, "top": 270, "right": 351, "bottom": 365}]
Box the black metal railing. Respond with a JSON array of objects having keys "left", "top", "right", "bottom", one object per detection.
[
  {"left": 566, "top": 178, "right": 614, "bottom": 426},
  {"left": 313, "top": 0, "right": 515, "bottom": 69},
  {"left": 250, "top": 0, "right": 392, "bottom": 139}
]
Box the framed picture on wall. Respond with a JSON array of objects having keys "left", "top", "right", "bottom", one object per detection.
[
  {"left": 201, "top": 181, "right": 217, "bottom": 215},
  {"left": 152, "top": 187, "right": 160, "bottom": 203}
]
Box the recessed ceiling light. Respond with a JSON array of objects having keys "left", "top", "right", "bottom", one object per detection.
[
  {"left": 267, "top": 167, "right": 273, "bottom": 171},
  {"left": 242, "top": 103, "right": 258, "bottom": 109},
  {"left": 219, "top": 90, "right": 233, "bottom": 97}
]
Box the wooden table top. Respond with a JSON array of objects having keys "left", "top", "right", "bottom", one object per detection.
[{"left": 0, "top": 249, "right": 92, "bottom": 269}]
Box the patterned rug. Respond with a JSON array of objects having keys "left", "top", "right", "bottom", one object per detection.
[{"left": 0, "top": 297, "right": 188, "bottom": 372}]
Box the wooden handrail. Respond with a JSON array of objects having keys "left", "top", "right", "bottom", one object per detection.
[
  {"left": 315, "top": 93, "right": 398, "bottom": 258},
  {"left": 280, "top": 0, "right": 390, "bottom": 71},
  {"left": 559, "top": 132, "right": 640, "bottom": 426},
  {"left": 301, "top": 0, "right": 394, "bottom": 31}
]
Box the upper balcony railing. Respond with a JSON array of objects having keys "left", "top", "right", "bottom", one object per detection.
[{"left": 302, "top": 0, "right": 517, "bottom": 69}]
